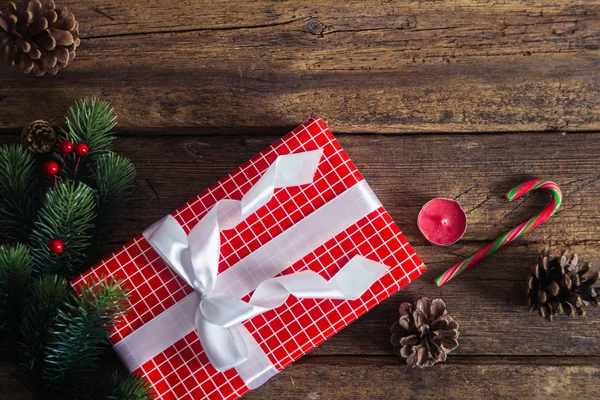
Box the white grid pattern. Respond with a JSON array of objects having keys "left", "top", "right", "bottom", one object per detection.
[{"left": 72, "top": 118, "right": 426, "bottom": 400}]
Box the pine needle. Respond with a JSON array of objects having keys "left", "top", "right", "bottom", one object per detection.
[
  {"left": 19, "top": 275, "right": 72, "bottom": 385},
  {"left": 0, "top": 144, "right": 40, "bottom": 242},
  {"left": 55, "top": 98, "right": 117, "bottom": 181},
  {"left": 43, "top": 278, "right": 128, "bottom": 394},
  {"left": 92, "top": 152, "right": 136, "bottom": 240},
  {"left": 0, "top": 244, "right": 33, "bottom": 359},
  {"left": 0, "top": 98, "right": 150, "bottom": 398},
  {"left": 106, "top": 373, "right": 153, "bottom": 400},
  {"left": 88, "top": 371, "right": 154, "bottom": 400},
  {"left": 63, "top": 98, "right": 116, "bottom": 153},
  {"left": 30, "top": 181, "right": 96, "bottom": 278}
]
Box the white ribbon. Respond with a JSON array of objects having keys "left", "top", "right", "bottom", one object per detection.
[{"left": 117, "top": 149, "right": 389, "bottom": 389}]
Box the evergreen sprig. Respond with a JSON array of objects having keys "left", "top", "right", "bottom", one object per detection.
[
  {"left": 30, "top": 181, "right": 96, "bottom": 277},
  {"left": 91, "top": 371, "right": 154, "bottom": 400},
  {"left": 0, "top": 98, "right": 149, "bottom": 399},
  {"left": 0, "top": 244, "right": 32, "bottom": 356},
  {"left": 63, "top": 98, "right": 117, "bottom": 157},
  {"left": 43, "top": 279, "right": 128, "bottom": 395},
  {"left": 91, "top": 152, "right": 136, "bottom": 241},
  {"left": 0, "top": 144, "right": 39, "bottom": 242},
  {"left": 19, "top": 276, "right": 72, "bottom": 384},
  {"left": 56, "top": 98, "right": 117, "bottom": 181}
]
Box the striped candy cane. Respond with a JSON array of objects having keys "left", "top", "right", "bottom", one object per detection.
[{"left": 435, "top": 178, "right": 562, "bottom": 287}]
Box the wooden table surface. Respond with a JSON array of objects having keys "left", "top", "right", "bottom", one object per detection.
[{"left": 2, "top": 1, "right": 600, "bottom": 399}]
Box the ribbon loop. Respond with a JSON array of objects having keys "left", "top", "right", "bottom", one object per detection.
[
  {"left": 199, "top": 256, "right": 389, "bottom": 328},
  {"left": 195, "top": 255, "right": 388, "bottom": 371},
  {"left": 194, "top": 313, "right": 249, "bottom": 372},
  {"left": 145, "top": 149, "right": 324, "bottom": 293}
]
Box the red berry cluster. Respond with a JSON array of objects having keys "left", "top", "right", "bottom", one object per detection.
[
  {"left": 43, "top": 140, "right": 89, "bottom": 177},
  {"left": 42, "top": 140, "right": 90, "bottom": 255}
]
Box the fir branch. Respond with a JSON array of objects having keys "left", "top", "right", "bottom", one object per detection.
[
  {"left": 91, "top": 152, "right": 136, "bottom": 242},
  {"left": 19, "top": 275, "right": 72, "bottom": 386},
  {"left": 0, "top": 144, "right": 40, "bottom": 242},
  {"left": 30, "top": 181, "right": 96, "bottom": 278},
  {"left": 63, "top": 98, "right": 116, "bottom": 154},
  {"left": 88, "top": 371, "right": 153, "bottom": 400},
  {"left": 43, "top": 278, "right": 128, "bottom": 396},
  {"left": 0, "top": 244, "right": 32, "bottom": 360},
  {"left": 55, "top": 98, "right": 117, "bottom": 181}
]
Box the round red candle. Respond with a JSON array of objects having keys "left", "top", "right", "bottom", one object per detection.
[{"left": 417, "top": 198, "right": 467, "bottom": 246}]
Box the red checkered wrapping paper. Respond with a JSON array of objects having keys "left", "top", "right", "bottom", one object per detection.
[{"left": 72, "top": 117, "right": 426, "bottom": 400}]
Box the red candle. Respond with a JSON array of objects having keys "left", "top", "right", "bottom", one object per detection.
[{"left": 417, "top": 198, "right": 467, "bottom": 246}]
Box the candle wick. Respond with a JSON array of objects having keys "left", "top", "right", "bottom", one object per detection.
[{"left": 441, "top": 218, "right": 448, "bottom": 226}]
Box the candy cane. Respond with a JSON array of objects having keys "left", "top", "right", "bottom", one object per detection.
[{"left": 435, "top": 178, "right": 562, "bottom": 287}]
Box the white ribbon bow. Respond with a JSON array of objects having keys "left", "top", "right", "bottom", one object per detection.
[{"left": 143, "top": 149, "right": 388, "bottom": 373}]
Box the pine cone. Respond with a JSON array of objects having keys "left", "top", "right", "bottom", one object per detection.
[
  {"left": 22, "top": 119, "right": 56, "bottom": 152},
  {"left": 390, "top": 297, "right": 459, "bottom": 368},
  {"left": 528, "top": 247, "right": 599, "bottom": 321},
  {"left": 0, "top": 0, "right": 80, "bottom": 76}
]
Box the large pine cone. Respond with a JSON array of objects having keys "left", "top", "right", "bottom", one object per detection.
[
  {"left": 390, "top": 297, "right": 459, "bottom": 368},
  {"left": 0, "top": 0, "right": 80, "bottom": 76},
  {"left": 528, "top": 247, "right": 599, "bottom": 321}
]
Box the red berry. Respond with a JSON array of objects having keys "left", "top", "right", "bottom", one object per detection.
[
  {"left": 60, "top": 140, "right": 74, "bottom": 154},
  {"left": 74, "top": 143, "right": 89, "bottom": 157},
  {"left": 49, "top": 239, "right": 64, "bottom": 254},
  {"left": 44, "top": 161, "right": 59, "bottom": 176}
]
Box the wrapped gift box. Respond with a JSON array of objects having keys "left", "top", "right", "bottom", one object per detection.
[{"left": 72, "top": 117, "right": 426, "bottom": 400}]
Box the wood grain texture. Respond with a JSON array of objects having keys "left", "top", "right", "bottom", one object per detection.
[
  {"left": 101, "top": 132, "right": 600, "bottom": 245},
  {"left": 3, "top": 129, "right": 600, "bottom": 397},
  {"left": 3, "top": 356, "right": 598, "bottom": 399},
  {"left": 0, "top": 364, "right": 31, "bottom": 400},
  {"left": 73, "top": 132, "right": 600, "bottom": 358},
  {"left": 0, "top": 0, "right": 599, "bottom": 132},
  {"left": 245, "top": 356, "right": 600, "bottom": 400},
  {"left": 2, "top": 0, "right": 600, "bottom": 397}
]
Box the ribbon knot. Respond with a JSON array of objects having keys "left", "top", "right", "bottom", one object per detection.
[{"left": 143, "top": 149, "right": 389, "bottom": 380}]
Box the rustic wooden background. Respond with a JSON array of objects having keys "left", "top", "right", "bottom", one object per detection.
[{"left": 2, "top": 0, "right": 600, "bottom": 399}]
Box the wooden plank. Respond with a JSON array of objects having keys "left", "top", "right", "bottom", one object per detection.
[
  {"left": 63, "top": 131, "right": 599, "bottom": 357},
  {"left": 88, "top": 239, "right": 600, "bottom": 357},
  {"left": 245, "top": 356, "right": 600, "bottom": 399},
  {"left": 56, "top": 0, "right": 600, "bottom": 38},
  {"left": 2, "top": 356, "right": 599, "bottom": 399},
  {"left": 3, "top": 131, "right": 600, "bottom": 357},
  {"left": 0, "top": 365, "right": 30, "bottom": 400},
  {"left": 0, "top": 1, "right": 599, "bottom": 132},
  {"left": 2, "top": 132, "right": 600, "bottom": 360},
  {"left": 313, "top": 245, "right": 600, "bottom": 357},
  {"left": 94, "top": 132, "right": 600, "bottom": 244}
]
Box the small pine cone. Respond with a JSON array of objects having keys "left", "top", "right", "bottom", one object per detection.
[
  {"left": 528, "top": 247, "right": 599, "bottom": 321},
  {"left": 22, "top": 119, "right": 55, "bottom": 152},
  {"left": 0, "top": 0, "right": 80, "bottom": 76},
  {"left": 390, "top": 297, "right": 459, "bottom": 368}
]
